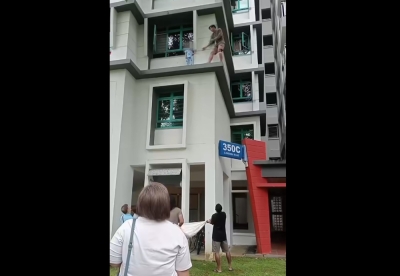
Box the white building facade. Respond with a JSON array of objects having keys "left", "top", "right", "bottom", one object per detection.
[{"left": 110, "top": 0, "right": 276, "bottom": 258}]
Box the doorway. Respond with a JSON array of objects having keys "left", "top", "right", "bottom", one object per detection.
[{"left": 232, "top": 193, "right": 249, "bottom": 230}]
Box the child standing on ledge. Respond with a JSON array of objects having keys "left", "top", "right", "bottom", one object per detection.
[{"left": 183, "top": 40, "right": 194, "bottom": 65}]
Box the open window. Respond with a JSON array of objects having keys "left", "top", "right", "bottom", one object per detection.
[
  {"left": 263, "top": 35, "right": 273, "bottom": 47},
  {"left": 232, "top": 0, "right": 250, "bottom": 13},
  {"left": 268, "top": 124, "right": 279, "bottom": 139},
  {"left": 156, "top": 91, "right": 184, "bottom": 129},
  {"left": 266, "top": 92, "right": 277, "bottom": 106},
  {"left": 231, "top": 125, "right": 254, "bottom": 144},
  {"left": 231, "top": 79, "right": 252, "bottom": 103},
  {"left": 265, "top": 62, "right": 275, "bottom": 75},
  {"left": 153, "top": 24, "right": 194, "bottom": 58},
  {"left": 262, "top": 8, "right": 271, "bottom": 20},
  {"left": 231, "top": 28, "right": 251, "bottom": 56}
]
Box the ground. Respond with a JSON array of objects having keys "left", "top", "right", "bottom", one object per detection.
[{"left": 110, "top": 257, "right": 286, "bottom": 275}]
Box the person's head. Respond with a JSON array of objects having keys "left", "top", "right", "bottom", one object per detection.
[
  {"left": 215, "top": 203, "right": 223, "bottom": 213},
  {"left": 131, "top": 205, "right": 137, "bottom": 215},
  {"left": 136, "top": 182, "right": 170, "bottom": 221},
  {"left": 209, "top": 24, "right": 217, "bottom": 32},
  {"left": 121, "top": 204, "right": 130, "bottom": 214},
  {"left": 170, "top": 195, "right": 177, "bottom": 211}
]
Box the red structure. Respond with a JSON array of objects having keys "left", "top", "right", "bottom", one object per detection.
[{"left": 243, "top": 139, "right": 286, "bottom": 254}]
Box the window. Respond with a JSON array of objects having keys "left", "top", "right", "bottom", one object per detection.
[
  {"left": 263, "top": 35, "right": 273, "bottom": 47},
  {"left": 153, "top": 25, "right": 193, "bottom": 58},
  {"left": 268, "top": 124, "right": 279, "bottom": 138},
  {"left": 266, "top": 92, "right": 277, "bottom": 106},
  {"left": 231, "top": 32, "right": 251, "bottom": 55},
  {"left": 231, "top": 125, "right": 254, "bottom": 144},
  {"left": 156, "top": 92, "right": 184, "bottom": 128},
  {"left": 271, "top": 196, "right": 283, "bottom": 231},
  {"left": 231, "top": 80, "right": 252, "bottom": 103},
  {"left": 232, "top": 0, "right": 249, "bottom": 13},
  {"left": 265, "top": 62, "right": 275, "bottom": 75},
  {"left": 232, "top": 193, "right": 248, "bottom": 230},
  {"left": 262, "top": 8, "right": 271, "bottom": 20}
]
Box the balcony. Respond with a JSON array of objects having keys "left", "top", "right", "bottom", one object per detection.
[
  {"left": 264, "top": 75, "right": 276, "bottom": 92},
  {"left": 263, "top": 46, "right": 274, "bottom": 63},
  {"left": 262, "top": 19, "right": 272, "bottom": 36}
]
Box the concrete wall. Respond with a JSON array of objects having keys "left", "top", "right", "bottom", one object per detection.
[
  {"left": 215, "top": 76, "right": 233, "bottom": 245},
  {"left": 262, "top": 19, "right": 272, "bottom": 35},
  {"left": 153, "top": 0, "right": 217, "bottom": 11},
  {"left": 267, "top": 139, "right": 280, "bottom": 158},
  {"left": 264, "top": 46, "right": 274, "bottom": 63},
  {"left": 260, "top": 0, "right": 271, "bottom": 9},
  {"left": 265, "top": 75, "right": 276, "bottom": 92},
  {"left": 110, "top": 70, "right": 228, "bottom": 245},
  {"left": 110, "top": 11, "right": 148, "bottom": 69},
  {"left": 110, "top": 70, "right": 137, "bottom": 237}
]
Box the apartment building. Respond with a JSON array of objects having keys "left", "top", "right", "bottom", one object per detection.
[
  {"left": 109, "top": 0, "right": 283, "bottom": 257},
  {"left": 261, "top": 0, "right": 286, "bottom": 159}
]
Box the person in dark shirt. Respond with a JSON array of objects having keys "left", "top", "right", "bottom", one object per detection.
[{"left": 206, "top": 204, "right": 233, "bottom": 273}]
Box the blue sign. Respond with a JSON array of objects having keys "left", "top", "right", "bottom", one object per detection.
[{"left": 218, "top": 140, "right": 244, "bottom": 160}]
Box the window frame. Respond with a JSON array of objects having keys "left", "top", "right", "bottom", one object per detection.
[
  {"left": 153, "top": 25, "right": 194, "bottom": 57},
  {"left": 156, "top": 92, "right": 184, "bottom": 129},
  {"left": 231, "top": 80, "right": 252, "bottom": 103},
  {"left": 231, "top": 32, "right": 251, "bottom": 56},
  {"left": 232, "top": 0, "right": 250, "bottom": 13},
  {"left": 268, "top": 124, "right": 279, "bottom": 139},
  {"left": 231, "top": 125, "right": 254, "bottom": 144}
]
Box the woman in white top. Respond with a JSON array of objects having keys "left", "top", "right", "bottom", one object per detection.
[{"left": 110, "top": 182, "right": 192, "bottom": 276}]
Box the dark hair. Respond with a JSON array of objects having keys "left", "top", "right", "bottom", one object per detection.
[
  {"left": 131, "top": 205, "right": 136, "bottom": 213},
  {"left": 170, "top": 196, "right": 177, "bottom": 210},
  {"left": 136, "top": 182, "right": 170, "bottom": 221},
  {"left": 215, "top": 203, "right": 223, "bottom": 213},
  {"left": 209, "top": 24, "right": 216, "bottom": 29},
  {"left": 121, "top": 204, "right": 128, "bottom": 214}
]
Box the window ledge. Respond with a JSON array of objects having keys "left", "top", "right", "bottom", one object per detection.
[
  {"left": 268, "top": 137, "right": 279, "bottom": 140},
  {"left": 146, "top": 144, "right": 186, "bottom": 150}
]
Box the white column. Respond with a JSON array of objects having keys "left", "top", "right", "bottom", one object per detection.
[
  {"left": 250, "top": 25, "right": 258, "bottom": 66},
  {"left": 144, "top": 18, "right": 148, "bottom": 57},
  {"left": 110, "top": 7, "right": 117, "bottom": 49},
  {"left": 193, "top": 10, "right": 197, "bottom": 51},
  {"left": 223, "top": 174, "right": 233, "bottom": 246},
  {"left": 204, "top": 156, "right": 216, "bottom": 259},
  {"left": 181, "top": 161, "right": 190, "bottom": 222},
  {"left": 252, "top": 71, "right": 259, "bottom": 111},
  {"left": 112, "top": 168, "right": 134, "bottom": 237},
  {"left": 144, "top": 162, "right": 150, "bottom": 186}
]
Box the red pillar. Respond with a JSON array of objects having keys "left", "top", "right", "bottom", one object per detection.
[{"left": 243, "top": 139, "right": 271, "bottom": 254}]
